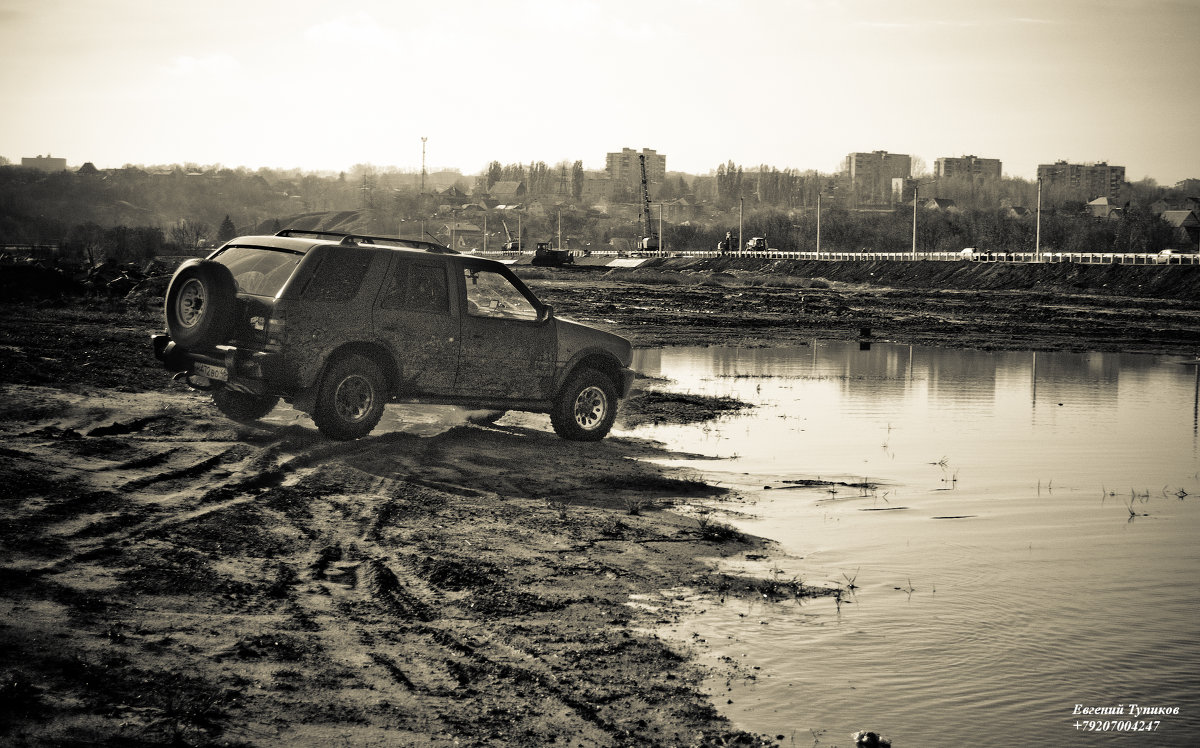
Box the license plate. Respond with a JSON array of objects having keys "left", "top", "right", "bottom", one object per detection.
[{"left": 193, "top": 362, "right": 228, "bottom": 381}]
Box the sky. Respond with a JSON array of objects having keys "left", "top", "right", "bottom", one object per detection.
[{"left": 2, "top": 0, "right": 1199, "bottom": 184}]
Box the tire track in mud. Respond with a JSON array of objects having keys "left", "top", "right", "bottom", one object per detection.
[
  {"left": 287, "top": 509, "right": 633, "bottom": 742},
  {"left": 3, "top": 386, "right": 761, "bottom": 745},
  {"left": 219, "top": 447, "right": 635, "bottom": 742},
  {"left": 1, "top": 394, "right": 412, "bottom": 574}
]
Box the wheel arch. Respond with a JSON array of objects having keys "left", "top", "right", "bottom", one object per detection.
[
  {"left": 556, "top": 351, "right": 625, "bottom": 398},
  {"left": 318, "top": 341, "right": 400, "bottom": 394}
]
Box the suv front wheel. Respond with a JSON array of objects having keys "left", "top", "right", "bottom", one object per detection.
[
  {"left": 312, "top": 354, "right": 387, "bottom": 440},
  {"left": 550, "top": 368, "right": 617, "bottom": 441}
]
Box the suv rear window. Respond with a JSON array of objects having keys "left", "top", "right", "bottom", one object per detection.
[{"left": 215, "top": 246, "right": 302, "bottom": 297}]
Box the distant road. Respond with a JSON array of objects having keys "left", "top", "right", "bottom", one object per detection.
[{"left": 475, "top": 248, "right": 1200, "bottom": 266}]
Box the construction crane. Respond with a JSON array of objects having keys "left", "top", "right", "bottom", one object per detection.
[{"left": 638, "top": 153, "right": 659, "bottom": 250}]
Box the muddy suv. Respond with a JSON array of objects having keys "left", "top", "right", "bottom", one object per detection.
[{"left": 151, "top": 229, "right": 634, "bottom": 441}]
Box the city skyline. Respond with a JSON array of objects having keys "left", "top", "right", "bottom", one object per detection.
[{"left": 2, "top": 0, "right": 1198, "bottom": 185}]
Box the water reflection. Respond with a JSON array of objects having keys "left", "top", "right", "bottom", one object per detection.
[
  {"left": 627, "top": 342, "right": 1200, "bottom": 746},
  {"left": 630, "top": 342, "right": 1199, "bottom": 485}
]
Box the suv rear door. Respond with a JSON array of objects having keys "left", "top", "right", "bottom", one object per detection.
[
  {"left": 373, "top": 254, "right": 461, "bottom": 395},
  {"left": 456, "top": 262, "right": 555, "bottom": 399}
]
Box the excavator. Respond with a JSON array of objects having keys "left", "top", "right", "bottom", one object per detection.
[
  {"left": 638, "top": 153, "right": 659, "bottom": 250},
  {"left": 501, "top": 219, "right": 522, "bottom": 251}
]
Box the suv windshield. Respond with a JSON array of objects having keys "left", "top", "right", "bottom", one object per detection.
[{"left": 215, "top": 246, "right": 303, "bottom": 297}]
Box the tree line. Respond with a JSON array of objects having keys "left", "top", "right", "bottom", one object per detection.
[{"left": 1, "top": 160, "right": 1195, "bottom": 261}]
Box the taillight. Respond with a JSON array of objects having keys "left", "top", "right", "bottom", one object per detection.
[{"left": 266, "top": 310, "right": 287, "bottom": 348}]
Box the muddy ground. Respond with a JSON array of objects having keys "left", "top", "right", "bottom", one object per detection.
[
  {"left": 2, "top": 260, "right": 1198, "bottom": 747},
  {"left": 526, "top": 257, "right": 1200, "bottom": 355}
]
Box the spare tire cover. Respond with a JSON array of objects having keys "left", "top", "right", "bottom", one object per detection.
[{"left": 164, "top": 259, "right": 238, "bottom": 349}]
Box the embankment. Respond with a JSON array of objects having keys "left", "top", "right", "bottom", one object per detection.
[{"left": 640, "top": 256, "right": 1200, "bottom": 301}]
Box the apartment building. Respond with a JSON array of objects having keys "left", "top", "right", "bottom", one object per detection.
[
  {"left": 605, "top": 148, "right": 665, "bottom": 192},
  {"left": 21, "top": 154, "right": 67, "bottom": 172},
  {"left": 1036, "top": 160, "right": 1126, "bottom": 199},
  {"left": 934, "top": 155, "right": 1002, "bottom": 180},
  {"left": 846, "top": 151, "right": 911, "bottom": 207}
]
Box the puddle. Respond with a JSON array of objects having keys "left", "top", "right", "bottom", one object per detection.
[{"left": 628, "top": 342, "right": 1200, "bottom": 746}]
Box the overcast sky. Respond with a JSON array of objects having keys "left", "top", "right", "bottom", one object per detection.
[{"left": 2, "top": 0, "right": 1198, "bottom": 184}]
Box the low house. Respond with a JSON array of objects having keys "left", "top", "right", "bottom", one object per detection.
[
  {"left": 1151, "top": 197, "right": 1200, "bottom": 215},
  {"left": 921, "top": 197, "right": 959, "bottom": 213},
  {"left": 442, "top": 222, "right": 482, "bottom": 250},
  {"left": 1160, "top": 210, "right": 1200, "bottom": 250},
  {"left": 489, "top": 181, "right": 526, "bottom": 203},
  {"left": 1086, "top": 196, "right": 1123, "bottom": 219},
  {"left": 663, "top": 197, "right": 701, "bottom": 222},
  {"left": 439, "top": 186, "right": 469, "bottom": 205}
]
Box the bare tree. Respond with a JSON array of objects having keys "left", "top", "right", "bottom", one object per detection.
[{"left": 169, "top": 219, "right": 211, "bottom": 250}]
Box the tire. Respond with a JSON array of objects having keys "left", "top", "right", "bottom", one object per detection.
[
  {"left": 312, "top": 354, "right": 387, "bottom": 440},
  {"left": 165, "top": 259, "right": 237, "bottom": 350},
  {"left": 550, "top": 368, "right": 618, "bottom": 441},
  {"left": 212, "top": 388, "right": 280, "bottom": 423}
]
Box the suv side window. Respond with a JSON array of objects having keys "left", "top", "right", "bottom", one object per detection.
[
  {"left": 302, "top": 248, "right": 373, "bottom": 303},
  {"left": 463, "top": 268, "right": 537, "bottom": 321},
  {"left": 381, "top": 261, "right": 450, "bottom": 314}
]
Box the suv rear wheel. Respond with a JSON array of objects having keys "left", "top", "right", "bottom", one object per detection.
[
  {"left": 164, "top": 259, "right": 238, "bottom": 350},
  {"left": 212, "top": 388, "right": 280, "bottom": 423},
  {"left": 312, "top": 354, "right": 387, "bottom": 440},
  {"left": 550, "top": 368, "right": 617, "bottom": 441}
]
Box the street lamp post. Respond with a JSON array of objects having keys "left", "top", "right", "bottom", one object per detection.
[
  {"left": 911, "top": 184, "right": 919, "bottom": 261},
  {"left": 816, "top": 191, "right": 822, "bottom": 259},
  {"left": 658, "top": 202, "right": 664, "bottom": 254},
  {"left": 1035, "top": 178, "right": 1042, "bottom": 261},
  {"left": 910, "top": 179, "right": 935, "bottom": 261}
]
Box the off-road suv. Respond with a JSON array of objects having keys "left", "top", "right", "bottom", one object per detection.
[{"left": 151, "top": 229, "right": 634, "bottom": 441}]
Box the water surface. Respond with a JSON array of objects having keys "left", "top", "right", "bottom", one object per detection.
[{"left": 626, "top": 342, "right": 1200, "bottom": 746}]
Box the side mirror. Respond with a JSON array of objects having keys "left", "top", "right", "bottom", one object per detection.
[{"left": 539, "top": 304, "right": 555, "bottom": 323}]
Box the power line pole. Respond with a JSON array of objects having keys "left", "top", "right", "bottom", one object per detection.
[
  {"left": 420, "top": 136, "right": 427, "bottom": 193},
  {"left": 738, "top": 197, "right": 744, "bottom": 257},
  {"left": 816, "top": 191, "right": 822, "bottom": 258}
]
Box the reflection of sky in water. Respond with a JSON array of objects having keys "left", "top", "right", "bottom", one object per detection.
[
  {"left": 628, "top": 343, "right": 1199, "bottom": 492},
  {"left": 625, "top": 342, "right": 1200, "bottom": 747}
]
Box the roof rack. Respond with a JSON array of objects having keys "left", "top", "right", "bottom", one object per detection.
[{"left": 274, "top": 228, "right": 457, "bottom": 254}]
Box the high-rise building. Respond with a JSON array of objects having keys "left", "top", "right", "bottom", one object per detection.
[
  {"left": 605, "top": 148, "right": 665, "bottom": 193},
  {"left": 1036, "top": 161, "right": 1125, "bottom": 199},
  {"left": 934, "top": 155, "right": 1002, "bottom": 180},
  {"left": 846, "top": 151, "right": 911, "bottom": 207}
]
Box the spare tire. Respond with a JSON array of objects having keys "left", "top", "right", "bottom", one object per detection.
[{"left": 165, "top": 259, "right": 237, "bottom": 349}]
